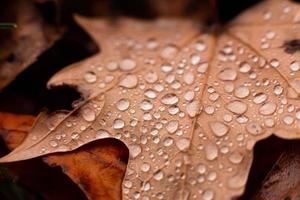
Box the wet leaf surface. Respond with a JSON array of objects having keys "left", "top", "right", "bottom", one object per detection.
[{"left": 1, "top": 0, "right": 300, "bottom": 199}]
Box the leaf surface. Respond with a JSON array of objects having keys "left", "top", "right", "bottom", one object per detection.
[{"left": 2, "top": 0, "right": 300, "bottom": 199}]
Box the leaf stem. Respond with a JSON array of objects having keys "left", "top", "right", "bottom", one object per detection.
[{"left": 0, "top": 23, "right": 17, "bottom": 29}]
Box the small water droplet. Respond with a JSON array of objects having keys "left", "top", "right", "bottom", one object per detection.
[
  {"left": 246, "top": 122, "right": 263, "bottom": 135},
  {"left": 128, "top": 144, "right": 142, "bottom": 158},
  {"left": 82, "top": 107, "right": 96, "bottom": 122},
  {"left": 161, "top": 45, "right": 178, "bottom": 59},
  {"left": 239, "top": 62, "right": 251, "bottom": 73},
  {"left": 176, "top": 138, "right": 190, "bottom": 151},
  {"left": 153, "top": 170, "right": 164, "bottom": 181},
  {"left": 234, "top": 86, "right": 250, "bottom": 99},
  {"left": 186, "top": 101, "right": 199, "bottom": 117},
  {"left": 166, "top": 120, "right": 179, "bottom": 134},
  {"left": 205, "top": 144, "right": 218, "bottom": 161}
]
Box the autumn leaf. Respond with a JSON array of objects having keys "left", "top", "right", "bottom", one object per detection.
[
  {"left": 254, "top": 142, "right": 300, "bottom": 200},
  {"left": 1, "top": 0, "right": 300, "bottom": 199},
  {"left": 0, "top": 0, "right": 63, "bottom": 90},
  {"left": 0, "top": 112, "right": 127, "bottom": 200}
]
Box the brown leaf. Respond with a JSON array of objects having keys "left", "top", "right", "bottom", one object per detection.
[
  {"left": 0, "top": 112, "right": 127, "bottom": 200},
  {"left": 2, "top": 0, "right": 300, "bottom": 199},
  {"left": 254, "top": 142, "right": 300, "bottom": 200},
  {"left": 0, "top": 0, "right": 63, "bottom": 90}
]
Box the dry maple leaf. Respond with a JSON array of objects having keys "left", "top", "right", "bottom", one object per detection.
[{"left": 1, "top": 0, "right": 300, "bottom": 199}]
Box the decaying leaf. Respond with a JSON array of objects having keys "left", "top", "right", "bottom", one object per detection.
[
  {"left": 0, "top": 112, "right": 127, "bottom": 200},
  {"left": 0, "top": 0, "right": 62, "bottom": 90},
  {"left": 1, "top": 0, "right": 300, "bottom": 199},
  {"left": 254, "top": 142, "right": 300, "bottom": 200}
]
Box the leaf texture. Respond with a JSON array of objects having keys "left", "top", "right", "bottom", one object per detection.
[{"left": 2, "top": 0, "right": 300, "bottom": 199}]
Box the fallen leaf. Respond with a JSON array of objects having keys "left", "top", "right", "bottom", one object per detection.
[
  {"left": 0, "top": 0, "right": 63, "bottom": 90},
  {"left": 1, "top": 0, "right": 300, "bottom": 199},
  {"left": 0, "top": 112, "right": 127, "bottom": 200},
  {"left": 254, "top": 142, "right": 300, "bottom": 200}
]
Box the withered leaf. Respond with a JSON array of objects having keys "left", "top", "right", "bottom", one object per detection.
[
  {"left": 0, "top": 0, "right": 62, "bottom": 90},
  {"left": 254, "top": 142, "right": 300, "bottom": 200},
  {"left": 0, "top": 112, "right": 127, "bottom": 200},
  {"left": 1, "top": 0, "right": 300, "bottom": 199}
]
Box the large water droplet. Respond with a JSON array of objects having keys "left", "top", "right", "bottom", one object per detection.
[
  {"left": 120, "top": 58, "right": 136, "bottom": 71},
  {"left": 166, "top": 120, "right": 179, "bottom": 134},
  {"left": 153, "top": 170, "right": 164, "bottom": 181},
  {"left": 259, "top": 102, "right": 277, "bottom": 115},
  {"left": 161, "top": 93, "right": 179, "bottom": 105},
  {"left": 176, "top": 138, "right": 190, "bottom": 151},
  {"left": 186, "top": 101, "right": 199, "bottom": 117},
  {"left": 226, "top": 101, "right": 247, "bottom": 114},
  {"left": 116, "top": 99, "right": 130, "bottom": 111},
  {"left": 82, "top": 107, "right": 96, "bottom": 122},
  {"left": 119, "top": 74, "right": 138, "bottom": 88},
  {"left": 160, "top": 45, "right": 178, "bottom": 59},
  {"left": 205, "top": 144, "right": 218, "bottom": 161},
  {"left": 209, "top": 121, "right": 229, "bottom": 137},
  {"left": 246, "top": 122, "right": 263, "bottom": 135},
  {"left": 234, "top": 86, "right": 250, "bottom": 99},
  {"left": 140, "top": 100, "right": 154, "bottom": 111},
  {"left": 218, "top": 68, "right": 237, "bottom": 81}
]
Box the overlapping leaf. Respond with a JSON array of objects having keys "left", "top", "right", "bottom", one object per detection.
[{"left": 1, "top": 0, "right": 300, "bottom": 199}]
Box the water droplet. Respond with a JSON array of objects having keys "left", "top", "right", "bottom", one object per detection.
[
  {"left": 283, "top": 115, "right": 294, "bottom": 125},
  {"left": 49, "top": 140, "right": 58, "bottom": 148},
  {"left": 163, "top": 137, "right": 174, "bottom": 147},
  {"left": 184, "top": 91, "right": 195, "bottom": 101},
  {"left": 140, "top": 100, "right": 153, "bottom": 111},
  {"left": 239, "top": 62, "right": 251, "bottom": 73},
  {"left": 153, "top": 170, "right": 164, "bottom": 181},
  {"left": 96, "top": 129, "right": 110, "bottom": 139},
  {"left": 246, "top": 122, "right": 263, "bottom": 135},
  {"left": 228, "top": 152, "right": 243, "bottom": 164},
  {"left": 197, "top": 62, "right": 208, "bottom": 73},
  {"left": 183, "top": 72, "right": 195, "bottom": 85},
  {"left": 274, "top": 85, "right": 283, "bottom": 95},
  {"left": 259, "top": 102, "right": 277, "bottom": 115},
  {"left": 161, "top": 93, "right": 179, "bottom": 105},
  {"left": 253, "top": 93, "right": 267, "bottom": 104},
  {"left": 194, "top": 40, "right": 206, "bottom": 51},
  {"left": 186, "top": 101, "right": 199, "bottom": 117},
  {"left": 116, "top": 99, "right": 130, "bottom": 111},
  {"left": 197, "top": 164, "right": 206, "bottom": 174},
  {"left": 161, "top": 63, "right": 173, "bottom": 73},
  {"left": 234, "top": 86, "right": 250, "bottom": 99},
  {"left": 204, "top": 106, "right": 215, "bottom": 114},
  {"left": 129, "top": 144, "right": 142, "bottom": 158},
  {"left": 166, "top": 120, "right": 179, "bottom": 134},
  {"left": 209, "top": 121, "right": 229, "bottom": 137},
  {"left": 119, "top": 74, "right": 138, "bottom": 88},
  {"left": 145, "top": 71, "right": 158, "bottom": 83},
  {"left": 161, "top": 45, "right": 178, "bottom": 59},
  {"left": 290, "top": 61, "right": 300, "bottom": 72},
  {"left": 202, "top": 190, "right": 214, "bottom": 200},
  {"left": 218, "top": 68, "right": 237, "bottom": 81},
  {"left": 113, "top": 119, "right": 125, "bottom": 129},
  {"left": 144, "top": 89, "right": 157, "bottom": 99},
  {"left": 176, "top": 138, "right": 190, "bottom": 151},
  {"left": 84, "top": 71, "right": 97, "bottom": 83},
  {"left": 82, "top": 107, "right": 96, "bottom": 122},
  {"left": 190, "top": 54, "right": 201, "bottom": 65},
  {"left": 205, "top": 144, "right": 218, "bottom": 161},
  {"left": 226, "top": 100, "right": 247, "bottom": 114},
  {"left": 120, "top": 58, "right": 136, "bottom": 71},
  {"left": 141, "top": 162, "right": 151, "bottom": 172},
  {"left": 270, "top": 59, "right": 280, "bottom": 68},
  {"left": 106, "top": 62, "right": 118, "bottom": 71}
]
